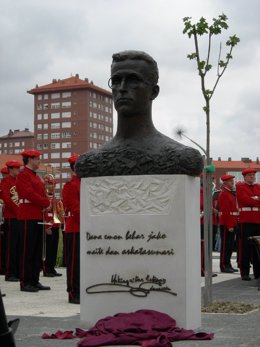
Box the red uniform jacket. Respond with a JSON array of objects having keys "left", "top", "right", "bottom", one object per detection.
[
  {"left": 218, "top": 187, "right": 238, "bottom": 229},
  {"left": 236, "top": 181, "right": 260, "bottom": 224},
  {"left": 16, "top": 167, "right": 50, "bottom": 220},
  {"left": 1, "top": 175, "right": 19, "bottom": 218},
  {"left": 62, "top": 175, "right": 80, "bottom": 233}
]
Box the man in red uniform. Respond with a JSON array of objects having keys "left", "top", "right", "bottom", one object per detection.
[
  {"left": 16, "top": 150, "right": 51, "bottom": 292},
  {"left": 218, "top": 175, "right": 239, "bottom": 273},
  {"left": 2, "top": 160, "right": 22, "bottom": 281},
  {"left": 236, "top": 168, "right": 260, "bottom": 281},
  {"left": 0, "top": 166, "right": 9, "bottom": 275},
  {"left": 62, "top": 154, "right": 80, "bottom": 304}
]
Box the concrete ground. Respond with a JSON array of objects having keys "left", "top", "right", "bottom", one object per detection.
[{"left": 1, "top": 253, "right": 260, "bottom": 347}]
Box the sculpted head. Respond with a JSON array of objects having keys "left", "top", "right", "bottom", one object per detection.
[{"left": 109, "top": 50, "right": 160, "bottom": 116}]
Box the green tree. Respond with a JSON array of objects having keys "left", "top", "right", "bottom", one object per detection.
[{"left": 183, "top": 14, "right": 240, "bottom": 305}]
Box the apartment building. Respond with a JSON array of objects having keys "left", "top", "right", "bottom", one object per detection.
[
  {"left": 0, "top": 128, "right": 34, "bottom": 155},
  {"left": 28, "top": 74, "right": 113, "bottom": 195}
]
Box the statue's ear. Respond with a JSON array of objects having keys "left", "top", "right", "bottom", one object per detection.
[{"left": 150, "top": 85, "right": 160, "bottom": 100}]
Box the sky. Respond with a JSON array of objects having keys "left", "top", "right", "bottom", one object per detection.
[{"left": 0, "top": 0, "right": 259, "bottom": 161}]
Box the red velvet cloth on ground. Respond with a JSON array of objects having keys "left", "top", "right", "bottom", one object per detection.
[{"left": 42, "top": 309, "right": 214, "bottom": 346}]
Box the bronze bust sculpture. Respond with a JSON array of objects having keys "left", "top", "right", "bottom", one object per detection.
[{"left": 75, "top": 50, "right": 203, "bottom": 177}]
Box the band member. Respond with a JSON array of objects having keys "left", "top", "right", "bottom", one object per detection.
[
  {"left": 236, "top": 168, "right": 260, "bottom": 280},
  {"left": 218, "top": 175, "right": 239, "bottom": 273},
  {"left": 2, "top": 160, "right": 22, "bottom": 281},
  {"left": 62, "top": 154, "right": 80, "bottom": 304},
  {"left": 42, "top": 174, "right": 63, "bottom": 277},
  {"left": 0, "top": 166, "right": 9, "bottom": 275},
  {"left": 16, "top": 150, "right": 51, "bottom": 292}
]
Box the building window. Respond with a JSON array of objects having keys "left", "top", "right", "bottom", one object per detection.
[
  {"left": 51, "top": 133, "right": 60, "bottom": 139},
  {"left": 51, "top": 152, "right": 60, "bottom": 159},
  {"left": 61, "top": 101, "right": 71, "bottom": 108},
  {"left": 62, "top": 162, "right": 70, "bottom": 168},
  {"left": 62, "top": 131, "right": 71, "bottom": 138},
  {"left": 37, "top": 144, "right": 42, "bottom": 150},
  {"left": 43, "top": 124, "right": 48, "bottom": 130},
  {"left": 51, "top": 143, "right": 60, "bottom": 149},
  {"left": 51, "top": 93, "right": 60, "bottom": 99},
  {"left": 62, "top": 152, "right": 71, "bottom": 158},
  {"left": 43, "top": 103, "right": 49, "bottom": 109},
  {"left": 51, "top": 163, "right": 60, "bottom": 168},
  {"left": 44, "top": 94, "right": 48, "bottom": 100},
  {"left": 37, "top": 95, "right": 42, "bottom": 100},
  {"left": 43, "top": 113, "right": 48, "bottom": 120},
  {"left": 61, "top": 112, "right": 71, "bottom": 118},
  {"left": 14, "top": 142, "right": 20, "bottom": 147},
  {"left": 9, "top": 143, "right": 13, "bottom": 147},
  {"left": 62, "top": 92, "right": 71, "bottom": 98},
  {"left": 9, "top": 150, "right": 13, "bottom": 154},
  {"left": 14, "top": 149, "right": 20, "bottom": 154},
  {"left": 43, "top": 143, "right": 48, "bottom": 149},
  {"left": 51, "top": 123, "right": 60, "bottom": 129},
  {"left": 51, "top": 113, "right": 60, "bottom": 119},
  {"left": 43, "top": 134, "right": 48, "bottom": 139},
  {"left": 37, "top": 104, "right": 42, "bottom": 110},
  {"left": 51, "top": 102, "right": 60, "bottom": 109},
  {"left": 62, "top": 142, "right": 71, "bottom": 149},
  {"left": 43, "top": 153, "right": 48, "bottom": 159},
  {"left": 37, "top": 114, "right": 42, "bottom": 120},
  {"left": 37, "top": 124, "right": 42, "bottom": 130},
  {"left": 62, "top": 122, "right": 71, "bottom": 128},
  {"left": 37, "top": 134, "right": 42, "bottom": 140}
]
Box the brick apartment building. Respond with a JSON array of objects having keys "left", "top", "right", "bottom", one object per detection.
[
  {"left": 27, "top": 74, "right": 113, "bottom": 196},
  {"left": 0, "top": 128, "right": 34, "bottom": 155}
]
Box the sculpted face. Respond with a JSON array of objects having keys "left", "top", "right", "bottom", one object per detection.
[{"left": 110, "top": 59, "right": 159, "bottom": 117}]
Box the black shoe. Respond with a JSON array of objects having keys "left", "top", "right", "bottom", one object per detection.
[
  {"left": 241, "top": 275, "right": 251, "bottom": 281},
  {"left": 21, "top": 284, "right": 39, "bottom": 292},
  {"left": 43, "top": 272, "right": 55, "bottom": 277},
  {"left": 230, "top": 267, "right": 239, "bottom": 272},
  {"left": 5, "top": 276, "right": 20, "bottom": 282},
  {"left": 36, "top": 282, "right": 51, "bottom": 290},
  {"left": 69, "top": 297, "right": 80, "bottom": 304},
  {"left": 53, "top": 271, "right": 62, "bottom": 277},
  {"left": 212, "top": 273, "right": 218, "bottom": 277}
]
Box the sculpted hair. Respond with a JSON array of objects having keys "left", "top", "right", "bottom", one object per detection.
[{"left": 111, "top": 50, "right": 159, "bottom": 85}]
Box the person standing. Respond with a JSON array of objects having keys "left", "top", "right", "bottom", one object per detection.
[
  {"left": 0, "top": 166, "right": 9, "bottom": 275},
  {"left": 218, "top": 175, "right": 239, "bottom": 273},
  {"left": 62, "top": 154, "right": 80, "bottom": 304},
  {"left": 2, "top": 160, "right": 22, "bottom": 281},
  {"left": 42, "top": 174, "right": 62, "bottom": 277},
  {"left": 236, "top": 168, "right": 260, "bottom": 281},
  {"left": 16, "top": 150, "right": 51, "bottom": 292}
]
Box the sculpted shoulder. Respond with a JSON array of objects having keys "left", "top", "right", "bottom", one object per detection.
[{"left": 75, "top": 133, "right": 203, "bottom": 177}]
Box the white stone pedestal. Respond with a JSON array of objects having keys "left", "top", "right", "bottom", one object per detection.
[{"left": 80, "top": 175, "right": 201, "bottom": 329}]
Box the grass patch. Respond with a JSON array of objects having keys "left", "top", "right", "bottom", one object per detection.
[{"left": 202, "top": 301, "right": 259, "bottom": 314}]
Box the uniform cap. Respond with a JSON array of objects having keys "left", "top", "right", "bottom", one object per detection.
[
  {"left": 242, "top": 168, "right": 257, "bottom": 176},
  {"left": 221, "top": 174, "right": 235, "bottom": 181},
  {"left": 5, "top": 160, "right": 22, "bottom": 168},
  {"left": 68, "top": 154, "right": 80, "bottom": 164},
  {"left": 20, "top": 149, "right": 42, "bottom": 157},
  {"left": 1, "top": 166, "right": 8, "bottom": 174}
]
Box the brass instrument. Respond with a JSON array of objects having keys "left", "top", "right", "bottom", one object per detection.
[
  {"left": 10, "top": 186, "right": 20, "bottom": 206},
  {"left": 44, "top": 174, "right": 64, "bottom": 226}
]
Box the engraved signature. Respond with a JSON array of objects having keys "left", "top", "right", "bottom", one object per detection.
[{"left": 86, "top": 280, "right": 177, "bottom": 298}]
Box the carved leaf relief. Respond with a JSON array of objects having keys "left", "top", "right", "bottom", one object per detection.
[{"left": 86, "top": 177, "right": 175, "bottom": 215}]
